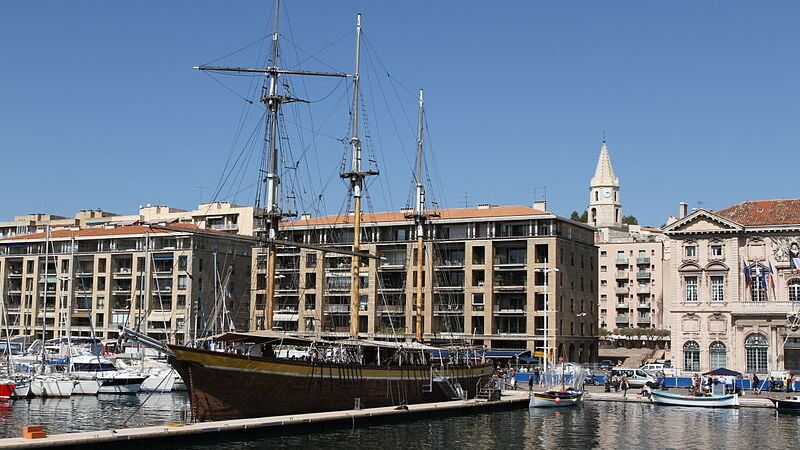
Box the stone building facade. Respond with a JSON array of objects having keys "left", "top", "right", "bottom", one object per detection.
[{"left": 663, "top": 199, "right": 800, "bottom": 374}]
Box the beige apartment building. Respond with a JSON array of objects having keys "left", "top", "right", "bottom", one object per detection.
[
  {"left": 250, "top": 204, "right": 599, "bottom": 362},
  {"left": 588, "top": 140, "right": 665, "bottom": 331},
  {"left": 663, "top": 199, "right": 800, "bottom": 374},
  {"left": 0, "top": 202, "right": 258, "bottom": 239},
  {"left": 0, "top": 224, "right": 252, "bottom": 344}
]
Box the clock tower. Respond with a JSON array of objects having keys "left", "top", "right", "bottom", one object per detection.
[{"left": 587, "top": 139, "right": 621, "bottom": 227}]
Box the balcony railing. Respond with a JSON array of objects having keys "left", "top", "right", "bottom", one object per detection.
[
  {"left": 615, "top": 315, "right": 629, "bottom": 323},
  {"left": 494, "top": 256, "right": 527, "bottom": 266},
  {"left": 637, "top": 286, "right": 651, "bottom": 294},
  {"left": 637, "top": 315, "right": 652, "bottom": 322},
  {"left": 493, "top": 304, "right": 527, "bottom": 313},
  {"left": 324, "top": 304, "right": 350, "bottom": 313},
  {"left": 615, "top": 287, "right": 629, "bottom": 295},
  {"left": 377, "top": 304, "right": 405, "bottom": 313},
  {"left": 636, "top": 271, "right": 652, "bottom": 280},
  {"left": 433, "top": 304, "right": 464, "bottom": 314},
  {"left": 636, "top": 257, "right": 651, "bottom": 265},
  {"left": 616, "top": 257, "right": 629, "bottom": 265},
  {"left": 615, "top": 271, "right": 628, "bottom": 279}
]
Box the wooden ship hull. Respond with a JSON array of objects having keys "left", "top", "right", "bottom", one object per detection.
[{"left": 168, "top": 345, "right": 493, "bottom": 421}]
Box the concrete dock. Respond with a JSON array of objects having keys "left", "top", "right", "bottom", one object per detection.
[
  {"left": 0, "top": 393, "right": 530, "bottom": 449},
  {"left": 0, "top": 388, "right": 782, "bottom": 448}
]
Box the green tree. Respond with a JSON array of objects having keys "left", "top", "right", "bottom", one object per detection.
[
  {"left": 570, "top": 210, "right": 588, "bottom": 223},
  {"left": 621, "top": 215, "right": 639, "bottom": 225}
]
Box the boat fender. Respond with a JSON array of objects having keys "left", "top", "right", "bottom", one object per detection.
[{"left": 555, "top": 397, "right": 561, "bottom": 403}]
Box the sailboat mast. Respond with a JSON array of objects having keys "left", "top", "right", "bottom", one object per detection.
[
  {"left": 264, "top": 0, "right": 283, "bottom": 331},
  {"left": 40, "top": 226, "right": 50, "bottom": 368},
  {"left": 348, "top": 13, "right": 364, "bottom": 339},
  {"left": 414, "top": 90, "right": 425, "bottom": 342}
]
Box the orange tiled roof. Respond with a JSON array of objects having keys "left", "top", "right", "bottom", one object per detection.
[
  {"left": 716, "top": 199, "right": 800, "bottom": 226},
  {"left": 283, "top": 205, "right": 549, "bottom": 228},
  {"left": 2, "top": 223, "right": 199, "bottom": 241}
]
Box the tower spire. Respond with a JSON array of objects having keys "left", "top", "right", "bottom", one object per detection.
[{"left": 588, "top": 138, "right": 622, "bottom": 227}]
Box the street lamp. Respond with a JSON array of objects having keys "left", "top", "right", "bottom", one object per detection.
[{"left": 534, "top": 262, "right": 559, "bottom": 373}]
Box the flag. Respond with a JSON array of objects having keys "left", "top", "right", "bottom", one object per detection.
[
  {"left": 756, "top": 265, "right": 766, "bottom": 289},
  {"left": 768, "top": 262, "right": 776, "bottom": 289},
  {"left": 743, "top": 260, "right": 751, "bottom": 286},
  {"left": 791, "top": 244, "right": 800, "bottom": 274}
]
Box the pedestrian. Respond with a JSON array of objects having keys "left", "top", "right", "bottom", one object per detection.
[
  {"left": 528, "top": 375, "right": 534, "bottom": 391},
  {"left": 621, "top": 374, "right": 629, "bottom": 398},
  {"left": 752, "top": 373, "right": 760, "bottom": 395}
]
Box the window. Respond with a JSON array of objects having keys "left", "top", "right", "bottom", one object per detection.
[
  {"left": 745, "top": 334, "right": 768, "bottom": 374},
  {"left": 683, "top": 340, "right": 700, "bottom": 372},
  {"left": 709, "top": 341, "right": 726, "bottom": 370},
  {"left": 472, "top": 246, "right": 485, "bottom": 265},
  {"left": 177, "top": 275, "right": 187, "bottom": 291},
  {"left": 710, "top": 276, "right": 724, "bottom": 302},
  {"left": 750, "top": 266, "right": 767, "bottom": 302},
  {"left": 600, "top": 265, "right": 607, "bottom": 272},
  {"left": 472, "top": 293, "right": 484, "bottom": 312},
  {"left": 178, "top": 255, "right": 188, "bottom": 271},
  {"left": 600, "top": 251, "right": 607, "bottom": 257},
  {"left": 710, "top": 244, "right": 724, "bottom": 259},
  {"left": 98, "top": 259, "right": 106, "bottom": 273},
  {"left": 684, "top": 245, "right": 697, "bottom": 259},
  {"left": 685, "top": 276, "right": 698, "bottom": 302},
  {"left": 306, "top": 252, "right": 317, "bottom": 268},
  {"left": 789, "top": 279, "right": 800, "bottom": 302}
]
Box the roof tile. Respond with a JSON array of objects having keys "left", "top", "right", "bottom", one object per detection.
[{"left": 716, "top": 199, "right": 800, "bottom": 226}]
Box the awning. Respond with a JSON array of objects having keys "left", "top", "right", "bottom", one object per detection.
[
  {"left": 484, "top": 349, "right": 530, "bottom": 358},
  {"left": 208, "top": 330, "right": 313, "bottom": 346},
  {"left": 272, "top": 314, "right": 299, "bottom": 322},
  {"left": 703, "top": 367, "right": 742, "bottom": 377},
  {"left": 147, "top": 311, "right": 173, "bottom": 322},
  {"left": 152, "top": 255, "right": 174, "bottom": 261}
]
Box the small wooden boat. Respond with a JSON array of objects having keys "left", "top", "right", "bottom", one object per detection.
[
  {"left": 650, "top": 390, "right": 739, "bottom": 408},
  {"left": 771, "top": 396, "right": 800, "bottom": 411},
  {"left": 530, "top": 388, "right": 583, "bottom": 408}
]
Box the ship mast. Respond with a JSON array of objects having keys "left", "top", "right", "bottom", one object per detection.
[
  {"left": 405, "top": 90, "right": 437, "bottom": 342},
  {"left": 195, "top": 0, "right": 348, "bottom": 330},
  {"left": 341, "top": 14, "right": 378, "bottom": 339}
]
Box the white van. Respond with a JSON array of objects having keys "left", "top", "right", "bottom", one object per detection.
[{"left": 611, "top": 367, "right": 657, "bottom": 388}]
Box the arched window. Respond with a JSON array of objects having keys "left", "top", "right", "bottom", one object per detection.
[
  {"left": 709, "top": 341, "right": 727, "bottom": 370},
  {"left": 683, "top": 340, "right": 700, "bottom": 372},
  {"left": 745, "top": 334, "right": 768, "bottom": 374},
  {"left": 788, "top": 279, "right": 800, "bottom": 302},
  {"left": 595, "top": 191, "right": 598, "bottom": 201}
]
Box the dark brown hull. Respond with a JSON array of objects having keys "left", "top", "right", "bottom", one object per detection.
[{"left": 168, "top": 345, "right": 493, "bottom": 421}]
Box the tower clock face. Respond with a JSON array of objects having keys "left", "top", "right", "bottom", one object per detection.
[{"left": 603, "top": 188, "right": 612, "bottom": 199}]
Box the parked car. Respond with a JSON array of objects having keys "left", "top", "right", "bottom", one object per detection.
[
  {"left": 598, "top": 360, "right": 613, "bottom": 370},
  {"left": 611, "top": 367, "right": 657, "bottom": 388},
  {"left": 640, "top": 364, "right": 678, "bottom": 377}
]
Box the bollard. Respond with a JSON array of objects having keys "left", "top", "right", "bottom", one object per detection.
[{"left": 23, "top": 425, "right": 46, "bottom": 439}]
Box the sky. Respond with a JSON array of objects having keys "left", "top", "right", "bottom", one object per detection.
[{"left": 1, "top": 1, "right": 799, "bottom": 227}]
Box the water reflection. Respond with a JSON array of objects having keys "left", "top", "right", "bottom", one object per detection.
[{"left": 0, "top": 395, "right": 798, "bottom": 449}]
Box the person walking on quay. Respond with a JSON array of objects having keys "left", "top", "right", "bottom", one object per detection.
[
  {"left": 528, "top": 375, "right": 534, "bottom": 391},
  {"left": 621, "top": 374, "right": 630, "bottom": 398},
  {"left": 752, "top": 373, "right": 761, "bottom": 395}
]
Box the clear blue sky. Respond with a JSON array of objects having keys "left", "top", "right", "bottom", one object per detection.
[{"left": 2, "top": 1, "right": 798, "bottom": 227}]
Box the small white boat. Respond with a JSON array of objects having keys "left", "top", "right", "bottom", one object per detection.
[
  {"left": 70, "top": 355, "right": 148, "bottom": 395},
  {"left": 650, "top": 390, "right": 739, "bottom": 408},
  {"left": 30, "top": 375, "right": 75, "bottom": 398},
  {"left": 12, "top": 377, "right": 30, "bottom": 399},
  {"left": 530, "top": 389, "right": 584, "bottom": 407}
]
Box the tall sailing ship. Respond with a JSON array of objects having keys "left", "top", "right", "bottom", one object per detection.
[{"left": 126, "top": 2, "right": 493, "bottom": 421}]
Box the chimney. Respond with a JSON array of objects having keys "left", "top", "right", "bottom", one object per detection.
[
  {"left": 533, "top": 200, "right": 547, "bottom": 211},
  {"left": 477, "top": 203, "right": 491, "bottom": 210},
  {"left": 679, "top": 202, "right": 688, "bottom": 219}
]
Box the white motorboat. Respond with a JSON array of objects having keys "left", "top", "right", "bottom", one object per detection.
[
  {"left": 650, "top": 390, "right": 739, "bottom": 407},
  {"left": 70, "top": 355, "right": 148, "bottom": 395}
]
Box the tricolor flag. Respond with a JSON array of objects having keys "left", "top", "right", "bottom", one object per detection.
[
  {"left": 767, "top": 262, "right": 776, "bottom": 289},
  {"left": 743, "top": 260, "right": 751, "bottom": 286}
]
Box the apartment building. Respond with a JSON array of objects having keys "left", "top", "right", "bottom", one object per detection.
[
  {"left": 0, "top": 202, "right": 257, "bottom": 239},
  {"left": 0, "top": 224, "right": 252, "bottom": 344},
  {"left": 587, "top": 140, "right": 666, "bottom": 331},
  {"left": 663, "top": 199, "right": 800, "bottom": 374},
  {"left": 250, "top": 204, "right": 599, "bottom": 362}
]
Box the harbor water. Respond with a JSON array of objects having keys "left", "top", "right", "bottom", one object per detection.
[{"left": 0, "top": 393, "right": 799, "bottom": 449}]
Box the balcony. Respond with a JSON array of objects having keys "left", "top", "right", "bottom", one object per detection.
[
  {"left": 616, "top": 302, "right": 628, "bottom": 309},
  {"left": 209, "top": 222, "right": 239, "bottom": 231},
  {"left": 636, "top": 271, "right": 652, "bottom": 280},
  {"left": 636, "top": 257, "right": 651, "bottom": 265},
  {"left": 638, "top": 301, "right": 651, "bottom": 309},
  {"left": 637, "top": 286, "right": 651, "bottom": 294},
  {"left": 324, "top": 304, "right": 350, "bottom": 314},
  {"left": 615, "top": 271, "right": 628, "bottom": 280},
  {"left": 493, "top": 303, "right": 527, "bottom": 314},
  {"left": 637, "top": 314, "right": 652, "bottom": 324},
  {"left": 493, "top": 255, "right": 527, "bottom": 268},
  {"left": 377, "top": 304, "right": 405, "bottom": 314},
  {"left": 113, "top": 268, "right": 133, "bottom": 278},
  {"left": 434, "top": 259, "right": 465, "bottom": 269},
  {"left": 433, "top": 303, "right": 464, "bottom": 315},
  {"left": 614, "top": 286, "right": 629, "bottom": 295},
  {"left": 615, "top": 314, "right": 629, "bottom": 324},
  {"left": 615, "top": 257, "right": 629, "bottom": 265},
  {"left": 731, "top": 301, "right": 800, "bottom": 316},
  {"left": 379, "top": 253, "right": 407, "bottom": 269}
]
